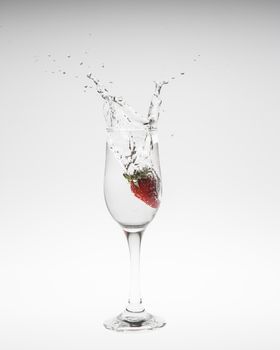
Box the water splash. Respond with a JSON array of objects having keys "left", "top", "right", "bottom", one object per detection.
[
  {"left": 41, "top": 48, "right": 186, "bottom": 174},
  {"left": 87, "top": 73, "right": 167, "bottom": 132},
  {"left": 146, "top": 80, "right": 168, "bottom": 130},
  {"left": 88, "top": 74, "right": 169, "bottom": 174}
]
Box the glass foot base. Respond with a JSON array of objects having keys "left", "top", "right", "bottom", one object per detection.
[{"left": 104, "top": 310, "right": 166, "bottom": 332}]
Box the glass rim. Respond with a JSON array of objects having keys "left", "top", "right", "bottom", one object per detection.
[{"left": 106, "top": 127, "right": 158, "bottom": 132}]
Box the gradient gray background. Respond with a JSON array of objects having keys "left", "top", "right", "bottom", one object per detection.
[{"left": 0, "top": 0, "right": 279, "bottom": 349}]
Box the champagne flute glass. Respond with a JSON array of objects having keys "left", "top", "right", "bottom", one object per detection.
[{"left": 103, "top": 128, "right": 166, "bottom": 331}]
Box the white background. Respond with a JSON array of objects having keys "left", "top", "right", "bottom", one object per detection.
[{"left": 0, "top": 1, "right": 279, "bottom": 349}]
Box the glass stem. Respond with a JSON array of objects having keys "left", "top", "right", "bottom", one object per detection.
[{"left": 124, "top": 230, "right": 145, "bottom": 313}]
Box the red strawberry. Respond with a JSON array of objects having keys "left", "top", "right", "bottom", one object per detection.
[{"left": 123, "top": 167, "right": 160, "bottom": 208}]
